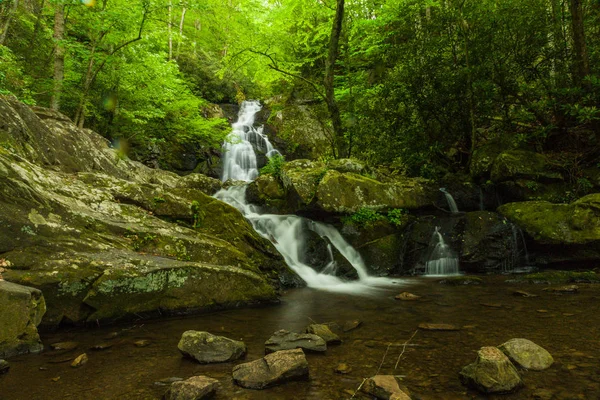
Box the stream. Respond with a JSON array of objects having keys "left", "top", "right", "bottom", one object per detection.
[{"left": 1, "top": 276, "right": 599, "bottom": 399}]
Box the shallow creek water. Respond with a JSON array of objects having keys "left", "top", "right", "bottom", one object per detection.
[{"left": 2, "top": 276, "right": 599, "bottom": 400}]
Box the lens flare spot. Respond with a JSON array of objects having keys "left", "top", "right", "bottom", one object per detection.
[
  {"left": 81, "top": 0, "right": 96, "bottom": 7},
  {"left": 103, "top": 95, "right": 117, "bottom": 111}
]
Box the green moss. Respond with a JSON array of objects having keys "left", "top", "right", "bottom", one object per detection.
[{"left": 516, "top": 270, "right": 600, "bottom": 284}]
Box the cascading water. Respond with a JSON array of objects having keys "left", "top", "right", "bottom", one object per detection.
[
  {"left": 425, "top": 226, "right": 460, "bottom": 276},
  {"left": 221, "top": 101, "right": 281, "bottom": 182},
  {"left": 439, "top": 188, "right": 459, "bottom": 214},
  {"left": 215, "top": 100, "right": 393, "bottom": 292}
]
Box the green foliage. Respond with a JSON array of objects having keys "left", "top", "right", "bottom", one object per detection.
[
  {"left": 387, "top": 208, "right": 408, "bottom": 227},
  {"left": 190, "top": 200, "right": 205, "bottom": 228},
  {"left": 343, "top": 207, "right": 384, "bottom": 227},
  {"left": 124, "top": 232, "right": 157, "bottom": 251},
  {"left": 260, "top": 154, "right": 286, "bottom": 179}
]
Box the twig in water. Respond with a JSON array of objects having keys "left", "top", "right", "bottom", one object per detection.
[
  {"left": 350, "top": 378, "right": 368, "bottom": 399},
  {"left": 394, "top": 330, "right": 419, "bottom": 369},
  {"left": 376, "top": 343, "right": 392, "bottom": 375}
]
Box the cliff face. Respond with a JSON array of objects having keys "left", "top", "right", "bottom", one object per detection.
[{"left": 0, "top": 96, "right": 300, "bottom": 327}]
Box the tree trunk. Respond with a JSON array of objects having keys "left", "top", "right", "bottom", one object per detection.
[
  {"left": 0, "top": 0, "right": 19, "bottom": 45},
  {"left": 324, "top": 0, "right": 345, "bottom": 158},
  {"left": 175, "top": 6, "right": 186, "bottom": 59},
  {"left": 50, "top": 4, "right": 65, "bottom": 111},
  {"left": 26, "top": 0, "right": 46, "bottom": 55},
  {"left": 168, "top": 0, "right": 173, "bottom": 60},
  {"left": 74, "top": 44, "right": 96, "bottom": 128},
  {"left": 568, "top": 0, "right": 590, "bottom": 86}
]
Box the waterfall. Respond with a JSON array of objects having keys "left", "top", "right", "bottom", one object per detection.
[
  {"left": 439, "top": 188, "right": 459, "bottom": 214},
  {"left": 214, "top": 100, "right": 393, "bottom": 292},
  {"left": 425, "top": 227, "right": 459, "bottom": 276}
]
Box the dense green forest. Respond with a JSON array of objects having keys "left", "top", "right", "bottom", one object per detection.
[{"left": 1, "top": 0, "right": 599, "bottom": 177}]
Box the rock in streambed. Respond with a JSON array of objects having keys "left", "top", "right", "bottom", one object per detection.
[
  {"left": 265, "top": 329, "right": 326, "bottom": 353},
  {"left": 178, "top": 331, "right": 246, "bottom": 364},
  {"left": 232, "top": 348, "right": 309, "bottom": 389}
]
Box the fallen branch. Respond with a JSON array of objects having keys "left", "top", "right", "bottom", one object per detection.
[{"left": 395, "top": 330, "right": 419, "bottom": 369}]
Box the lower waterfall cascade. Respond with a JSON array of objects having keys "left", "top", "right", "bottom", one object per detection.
[{"left": 214, "top": 100, "right": 396, "bottom": 292}]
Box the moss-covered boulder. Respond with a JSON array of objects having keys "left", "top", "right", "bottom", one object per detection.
[
  {"left": 326, "top": 158, "right": 365, "bottom": 174},
  {"left": 470, "top": 138, "right": 511, "bottom": 180},
  {"left": 498, "top": 339, "right": 553, "bottom": 371},
  {"left": 0, "top": 96, "right": 299, "bottom": 327},
  {"left": 246, "top": 174, "right": 288, "bottom": 211},
  {"left": 460, "top": 346, "right": 522, "bottom": 394},
  {"left": 491, "top": 150, "right": 563, "bottom": 183},
  {"left": 498, "top": 195, "right": 600, "bottom": 265},
  {"left": 316, "top": 170, "right": 436, "bottom": 213},
  {"left": 281, "top": 159, "right": 327, "bottom": 207},
  {"left": 0, "top": 281, "right": 46, "bottom": 358}
]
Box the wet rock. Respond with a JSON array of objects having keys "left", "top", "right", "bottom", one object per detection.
[
  {"left": 513, "top": 290, "right": 537, "bottom": 297},
  {"left": 305, "top": 324, "right": 341, "bottom": 345},
  {"left": 232, "top": 348, "right": 309, "bottom": 389},
  {"left": 532, "top": 388, "right": 555, "bottom": 400},
  {"left": 154, "top": 377, "right": 184, "bottom": 386},
  {"left": 164, "top": 375, "right": 219, "bottom": 400},
  {"left": 50, "top": 342, "right": 79, "bottom": 351},
  {"left": 0, "top": 359, "right": 9, "bottom": 374},
  {"left": 543, "top": 285, "right": 578, "bottom": 294},
  {"left": 334, "top": 363, "right": 352, "bottom": 374},
  {"left": 498, "top": 338, "right": 554, "bottom": 371},
  {"left": 91, "top": 342, "right": 113, "bottom": 351},
  {"left": 395, "top": 292, "right": 420, "bottom": 301},
  {"left": 265, "top": 330, "right": 326, "bottom": 354},
  {"left": 134, "top": 339, "right": 151, "bottom": 348},
  {"left": 361, "top": 375, "right": 411, "bottom": 400},
  {"left": 71, "top": 353, "right": 88, "bottom": 368},
  {"left": 418, "top": 323, "right": 460, "bottom": 331},
  {"left": 460, "top": 211, "right": 516, "bottom": 273},
  {"left": 0, "top": 281, "right": 46, "bottom": 358},
  {"left": 460, "top": 346, "right": 523, "bottom": 394},
  {"left": 438, "top": 276, "right": 482, "bottom": 285},
  {"left": 178, "top": 331, "right": 246, "bottom": 364},
  {"left": 342, "top": 320, "right": 362, "bottom": 332}
]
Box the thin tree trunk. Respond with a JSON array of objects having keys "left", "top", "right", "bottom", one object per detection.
[
  {"left": 175, "top": 6, "right": 186, "bottom": 59},
  {"left": 26, "top": 0, "right": 46, "bottom": 54},
  {"left": 168, "top": 0, "right": 172, "bottom": 60},
  {"left": 324, "top": 0, "right": 345, "bottom": 158},
  {"left": 0, "top": 0, "right": 19, "bottom": 45},
  {"left": 50, "top": 4, "right": 65, "bottom": 111},
  {"left": 568, "top": 0, "right": 590, "bottom": 86},
  {"left": 74, "top": 44, "right": 96, "bottom": 127}
]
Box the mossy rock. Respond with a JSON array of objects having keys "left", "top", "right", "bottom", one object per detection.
[
  {"left": 316, "top": 170, "right": 436, "bottom": 213},
  {"left": 281, "top": 159, "right": 327, "bottom": 206},
  {"left": 439, "top": 276, "right": 483, "bottom": 285},
  {"left": 326, "top": 158, "right": 365, "bottom": 174},
  {"left": 491, "top": 150, "right": 563, "bottom": 183},
  {"left": 514, "top": 270, "right": 600, "bottom": 284},
  {"left": 470, "top": 138, "right": 512, "bottom": 180},
  {"left": 0, "top": 281, "right": 46, "bottom": 358}
]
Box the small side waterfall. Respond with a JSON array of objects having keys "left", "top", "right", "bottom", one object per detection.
[
  {"left": 425, "top": 227, "right": 459, "bottom": 276},
  {"left": 440, "top": 188, "right": 459, "bottom": 213},
  {"left": 215, "top": 100, "right": 393, "bottom": 292}
]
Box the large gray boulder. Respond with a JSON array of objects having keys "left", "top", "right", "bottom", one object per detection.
[
  {"left": 178, "top": 331, "right": 246, "bottom": 364},
  {"left": 0, "top": 96, "right": 300, "bottom": 327},
  {"left": 305, "top": 324, "right": 341, "bottom": 345},
  {"left": 264, "top": 329, "right": 326, "bottom": 354},
  {"left": 498, "top": 338, "right": 553, "bottom": 371},
  {"left": 0, "top": 281, "right": 46, "bottom": 358},
  {"left": 164, "top": 375, "right": 219, "bottom": 400},
  {"left": 232, "top": 348, "right": 309, "bottom": 389},
  {"left": 460, "top": 346, "right": 522, "bottom": 394}
]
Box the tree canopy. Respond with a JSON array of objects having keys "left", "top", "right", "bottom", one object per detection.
[{"left": 1, "top": 0, "right": 598, "bottom": 177}]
